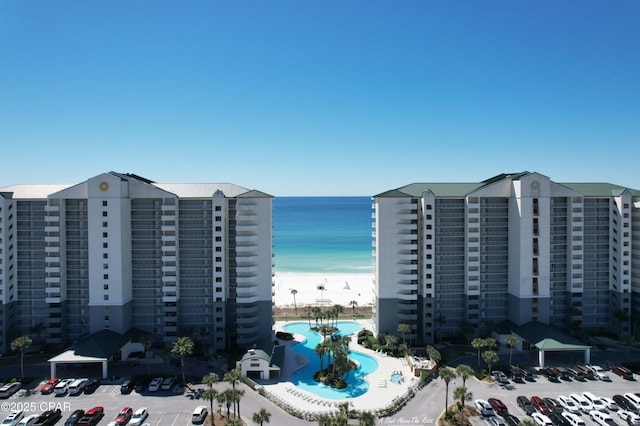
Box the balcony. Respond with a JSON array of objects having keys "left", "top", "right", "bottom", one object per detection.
[
  {"left": 397, "top": 292, "right": 418, "bottom": 301},
  {"left": 162, "top": 295, "right": 178, "bottom": 303}
]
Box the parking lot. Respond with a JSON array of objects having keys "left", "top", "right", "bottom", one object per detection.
[
  {"left": 0, "top": 381, "right": 216, "bottom": 426},
  {"left": 466, "top": 365, "right": 640, "bottom": 426}
]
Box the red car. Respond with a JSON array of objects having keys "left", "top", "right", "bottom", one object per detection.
[
  {"left": 531, "top": 396, "right": 552, "bottom": 414},
  {"left": 40, "top": 378, "right": 60, "bottom": 394},
  {"left": 115, "top": 407, "right": 133, "bottom": 426},
  {"left": 488, "top": 398, "right": 508, "bottom": 416}
]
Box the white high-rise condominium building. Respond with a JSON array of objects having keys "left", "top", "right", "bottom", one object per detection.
[
  {"left": 373, "top": 172, "right": 640, "bottom": 344},
  {"left": 0, "top": 172, "right": 273, "bottom": 353}
]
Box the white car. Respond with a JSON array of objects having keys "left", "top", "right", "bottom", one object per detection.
[
  {"left": 130, "top": 408, "right": 148, "bottom": 426},
  {"left": 558, "top": 395, "right": 581, "bottom": 414},
  {"left": 590, "top": 410, "right": 616, "bottom": 426},
  {"left": 148, "top": 377, "right": 163, "bottom": 392},
  {"left": 625, "top": 393, "right": 640, "bottom": 411},
  {"left": 583, "top": 392, "right": 609, "bottom": 412},
  {"left": 562, "top": 412, "right": 586, "bottom": 426},
  {"left": 474, "top": 399, "right": 495, "bottom": 417},
  {"left": 2, "top": 411, "right": 24, "bottom": 426},
  {"left": 618, "top": 410, "right": 640, "bottom": 426},
  {"left": 161, "top": 377, "right": 175, "bottom": 391},
  {"left": 16, "top": 415, "right": 38, "bottom": 426},
  {"left": 602, "top": 397, "right": 620, "bottom": 412},
  {"left": 531, "top": 413, "right": 553, "bottom": 426},
  {"left": 570, "top": 393, "right": 594, "bottom": 413},
  {"left": 191, "top": 406, "right": 208, "bottom": 425},
  {"left": 588, "top": 365, "right": 612, "bottom": 381}
]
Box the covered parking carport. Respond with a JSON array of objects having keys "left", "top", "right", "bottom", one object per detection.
[
  {"left": 48, "top": 328, "right": 147, "bottom": 379},
  {"left": 495, "top": 320, "right": 591, "bottom": 367}
]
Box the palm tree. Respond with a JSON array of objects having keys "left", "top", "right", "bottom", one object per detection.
[
  {"left": 231, "top": 388, "right": 244, "bottom": 418},
  {"left": 315, "top": 342, "right": 327, "bottom": 371},
  {"left": 225, "top": 418, "right": 243, "bottom": 426},
  {"left": 439, "top": 367, "right": 456, "bottom": 415},
  {"left": 203, "top": 372, "right": 219, "bottom": 388},
  {"left": 171, "top": 336, "right": 194, "bottom": 385},
  {"left": 426, "top": 345, "right": 441, "bottom": 366},
  {"left": 219, "top": 388, "right": 234, "bottom": 419},
  {"left": 317, "top": 414, "right": 332, "bottom": 426},
  {"left": 397, "top": 323, "right": 411, "bottom": 346},
  {"left": 290, "top": 289, "right": 298, "bottom": 314},
  {"left": 505, "top": 335, "right": 519, "bottom": 366},
  {"left": 359, "top": 411, "right": 376, "bottom": 426},
  {"left": 224, "top": 366, "right": 243, "bottom": 416},
  {"left": 471, "top": 337, "right": 486, "bottom": 367},
  {"left": 10, "top": 336, "right": 32, "bottom": 380},
  {"left": 252, "top": 408, "right": 271, "bottom": 426},
  {"left": 349, "top": 300, "right": 358, "bottom": 319},
  {"left": 455, "top": 364, "right": 473, "bottom": 387},
  {"left": 202, "top": 388, "right": 218, "bottom": 421},
  {"left": 453, "top": 386, "right": 473, "bottom": 426},
  {"left": 482, "top": 350, "right": 499, "bottom": 374},
  {"left": 332, "top": 304, "right": 344, "bottom": 327}
]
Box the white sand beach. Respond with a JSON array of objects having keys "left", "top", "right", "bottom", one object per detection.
[{"left": 273, "top": 272, "right": 375, "bottom": 308}]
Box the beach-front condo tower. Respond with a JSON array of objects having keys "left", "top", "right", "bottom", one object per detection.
[
  {"left": 0, "top": 172, "right": 273, "bottom": 353},
  {"left": 373, "top": 172, "right": 639, "bottom": 345}
]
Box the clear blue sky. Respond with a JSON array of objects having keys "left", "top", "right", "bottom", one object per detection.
[{"left": 1, "top": 1, "right": 638, "bottom": 195}]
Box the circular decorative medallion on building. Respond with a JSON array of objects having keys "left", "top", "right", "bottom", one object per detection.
[{"left": 99, "top": 181, "right": 109, "bottom": 192}]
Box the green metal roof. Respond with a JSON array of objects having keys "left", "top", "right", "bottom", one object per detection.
[
  {"left": 497, "top": 321, "right": 591, "bottom": 351},
  {"left": 241, "top": 349, "right": 271, "bottom": 363},
  {"left": 73, "top": 328, "right": 145, "bottom": 358},
  {"left": 559, "top": 182, "right": 640, "bottom": 197}
]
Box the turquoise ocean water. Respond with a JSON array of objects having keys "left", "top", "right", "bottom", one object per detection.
[{"left": 273, "top": 197, "right": 374, "bottom": 274}]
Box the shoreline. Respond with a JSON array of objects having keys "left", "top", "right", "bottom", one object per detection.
[{"left": 273, "top": 271, "right": 375, "bottom": 308}]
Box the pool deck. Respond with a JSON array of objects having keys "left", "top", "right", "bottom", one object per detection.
[{"left": 262, "top": 320, "right": 419, "bottom": 415}]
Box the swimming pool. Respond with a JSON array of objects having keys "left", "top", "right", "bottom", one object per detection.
[{"left": 284, "top": 321, "right": 378, "bottom": 399}]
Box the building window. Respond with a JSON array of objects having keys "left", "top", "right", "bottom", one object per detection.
[
  {"left": 102, "top": 201, "right": 108, "bottom": 206},
  {"left": 104, "top": 295, "right": 109, "bottom": 301},
  {"left": 103, "top": 274, "right": 109, "bottom": 279},
  {"left": 216, "top": 287, "right": 222, "bottom": 292},
  {"left": 102, "top": 221, "right": 108, "bottom": 227},
  {"left": 102, "top": 211, "right": 108, "bottom": 217},
  {"left": 215, "top": 216, "right": 222, "bottom": 222},
  {"left": 104, "top": 284, "right": 109, "bottom": 290},
  {"left": 103, "top": 232, "right": 108, "bottom": 238},
  {"left": 103, "top": 253, "right": 108, "bottom": 259},
  {"left": 215, "top": 206, "right": 221, "bottom": 211},
  {"left": 103, "top": 242, "right": 108, "bottom": 248}
]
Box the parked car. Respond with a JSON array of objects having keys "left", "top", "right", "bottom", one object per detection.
[
  {"left": 531, "top": 396, "right": 552, "bottom": 414},
  {"left": 558, "top": 395, "right": 581, "bottom": 414},
  {"left": 567, "top": 367, "right": 587, "bottom": 381},
  {"left": 161, "top": 377, "right": 176, "bottom": 391},
  {"left": 544, "top": 397, "right": 563, "bottom": 414},
  {"left": 120, "top": 379, "right": 134, "bottom": 395},
  {"left": 518, "top": 396, "right": 537, "bottom": 415},
  {"left": 133, "top": 377, "right": 150, "bottom": 393},
  {"left": 63, "top": 410, "right": 84, "bottom": 426},
  {"left": 129, "top": 408, "right": 148, "bottom": 426},
  {"left": 2, "top": 412, "right": 24, "bottom": 426},
  {"left": 76, "top": 407, "right": 104, "bottom": 426},
  {"left": 553, "top": 367, "right": 572, "bottom": 380},
  {"left": 504, "top": 414, "right": 521, "bottom": 426},
  {"left": 583, "top": 392, "right": 608, "bottom": 412},
  {"left": 492, "top": 371, "right": 509, "bottom": 384},
  {"left": 32, "top": 410, "right": 62, "bottom": 426},
  {"left": 575, "top": 365, "right": 597, "bottom": 380},
  {"left": 475, "top": 399, "right": 496, "bottom": 417},
  {"left": 531, "top": 413, "right": 553, "bottom": 426},
  {"left": 148, "top": 378, "right": 163, "bottom": 392},
  {"left": 618, "top": 410, "right": 640, "bottom": 426},
  {"left": 611, "top": 365, "right": 635, "bottom": 381},
  {"left": 562, "top": 412, "right": 586, "bottom": 426},
  {"left": 114, "top": 407, "right": 132, "bottom": 426},
  {"left": 548, "top": 412, "right": 571, "bottom": 426},
  {"left": 84, "top": 379, "right": 100, "bottom": 394},
  {"left": 488, "top": 398, "right": 508, "bottom": 416},
  {"left": 17, "top": 414, "right": 39, "bottom": 426},
  {"left": 590, "top": 409, "right": 616, "bottom": 426},
  {"left": 40, "top": 378, "right": 60, "bottom": 394},
  {"left": 488, "top": 416, "right": 506, "bottom": 426},
  {"left": 625, "top": 393, "right": 640, "bottom": 412},
  {"left": 614, "top": 395, "right": 639, "bottom": 413},
  {"left": 539, "top": 367, "right": 560, "bottom": 382},
  {"left": 191, "top": 406, "right": 208, "bottom": 425},
  {"left": 569, "top": 393, "right": 593, "bottom": 413},
  {"left": 602, "top": 397, "right": 620, "bottom": 412},
  {"left": 53, "top": 379, "right": 73, "bottom": 396},
  {"left": 68, "top": 378, "right": 88, "bottom": 396},
  {"left": 588, "top": 365, "right": 612, "bottom": 381}
]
